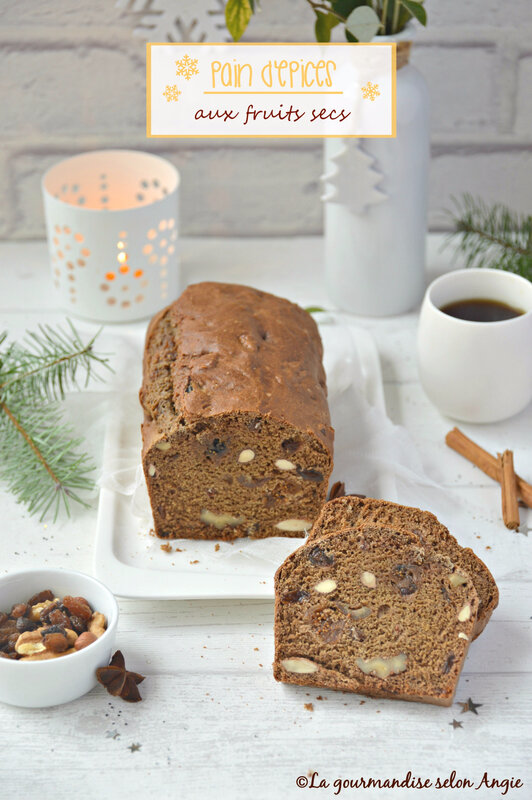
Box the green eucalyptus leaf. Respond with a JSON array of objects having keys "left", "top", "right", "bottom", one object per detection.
[
  {"left": 304, "top": 306, "right": 326, "bottom": 314},
  {"left": 331, "top": 0, "right": 367, "bottom": 17},
  {"left": 315, "top": 11, "right": 340, "bottom": 42},
  {"left": 345, "top": 5, "right": 381, "bottom": 42},
  {"left": 397, "top": 6, "right": 412, "bottom": 30},
  {"left": 399, "top": 0, "right": 427, "bottom": 26},
  {"left": 225, "top": 0, "right": 253, "bottom": 42}
]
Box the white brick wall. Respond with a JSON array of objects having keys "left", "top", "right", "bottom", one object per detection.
[
  {"left": 413, "top": 43, "right": 497, "bottom": 133},
  {"left": 515, "top": 54, "right": 532, "bottom": 134},
  {"left": 0, "top": 0, "right": 531, "bottom": 238}
]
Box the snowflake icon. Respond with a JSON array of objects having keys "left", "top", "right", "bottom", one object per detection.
[
  {"left": 361, "top": 81, "right": 380, "bottom": 102},
  {"left": 163, "top": 83, "right": 183, "bottom": 103},
  {"left": 175, "top": 54, "right": 199, "bottom": 80},
  {"left": 163, "top": 84, "right": 182, "bottom": 102}
]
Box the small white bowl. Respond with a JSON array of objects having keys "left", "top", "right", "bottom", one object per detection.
[{"left": 0, "top": 568, "right": 119, "bottom": 708}]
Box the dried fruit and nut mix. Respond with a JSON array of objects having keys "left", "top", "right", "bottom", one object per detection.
[{"left": 0, "top": 590, "right": 107, "bottom": 661}]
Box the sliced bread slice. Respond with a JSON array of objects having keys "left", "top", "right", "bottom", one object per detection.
[
  {"left": 274, "top": 525, "right": 478, "bottom": 706},
  {"left": 307, "top": 496, "right": 497, "bottom": 638}
]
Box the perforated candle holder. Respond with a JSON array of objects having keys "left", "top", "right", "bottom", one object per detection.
[{"left": 42, "top": 150, "right": 179, "bottom": 323}]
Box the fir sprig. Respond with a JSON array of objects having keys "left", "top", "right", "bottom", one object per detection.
[
  {"left": 0, "top": 321, "right": 108, "bottom": 403},
  {"left": 448, "top": 194, "right": 532, "bottom": 282},
  {"left": 0, "top": 322, "right": 111, "bottom": 521}
]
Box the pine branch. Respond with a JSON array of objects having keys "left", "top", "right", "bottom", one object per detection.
[
  {"left": 0, "top": 323, "right": 111, "bottom": 521},
  {"left": 0, "top": 397, "right": 95, "bottom": 521},
  {"left": 0, "top": 320, "right": 111, "bottom": 403},
  {"left": 447, "top": 194, "right": 532, "bottom": 281},
  {"left": 0, "top": 400, "right": 61, "bottom": 485}
]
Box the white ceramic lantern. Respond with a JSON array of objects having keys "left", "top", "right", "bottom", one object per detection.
[{"left": 42, "top": 150, "right": 180, "bottom": 323}]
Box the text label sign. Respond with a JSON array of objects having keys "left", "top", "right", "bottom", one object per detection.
[{"left": 148, "top": 43, "right": 395, "bottom": 138}]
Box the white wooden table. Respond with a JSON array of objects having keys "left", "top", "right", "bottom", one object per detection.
[{"left": 0, "top": 237, "right": 530, "bottom": 800}]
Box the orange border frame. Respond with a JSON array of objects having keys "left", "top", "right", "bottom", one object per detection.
[{"left": 146, "top": 42, "right": 397, "bottom": 139}]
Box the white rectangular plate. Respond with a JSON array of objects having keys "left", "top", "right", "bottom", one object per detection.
[{"left": 94, "top": 323, "right": 394, "bottom": 599}]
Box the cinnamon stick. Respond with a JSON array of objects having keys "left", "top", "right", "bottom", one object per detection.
[
  {"left": 498, "top": 450, "right": 520, "bottom": 530},
  {"left": 445, "top": 427, "right": 532, "bottom": 509}
]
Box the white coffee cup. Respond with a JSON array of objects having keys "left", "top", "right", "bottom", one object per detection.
[{"left": 417, "top": 268, "right": 532, "bottom": 423}]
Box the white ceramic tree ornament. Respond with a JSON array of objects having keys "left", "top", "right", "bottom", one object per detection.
[{"left": 322, "top": 139, "right": 387, "bottom": 216}]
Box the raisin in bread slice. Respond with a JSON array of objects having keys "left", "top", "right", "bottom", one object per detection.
[
  {"left": 307, "top": 496, "right": 497, "bottom": 639},
  {"left": 274, "top": 526, "right": 478, "bottom": 706}
]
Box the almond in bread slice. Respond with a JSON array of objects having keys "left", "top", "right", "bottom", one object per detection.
[
  {"left": 274, "top": 525, "right": 478, "bottom": 706},
  {"left": 307, "top": 496, "right": 497, "bottom": 639}
]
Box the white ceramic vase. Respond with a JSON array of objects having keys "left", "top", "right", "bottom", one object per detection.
[{"left": 323, "top": 27, "right": 430, "bottom": 316}]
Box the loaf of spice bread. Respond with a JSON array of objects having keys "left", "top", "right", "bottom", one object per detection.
[
  {"left": 139, "top": 282, "right": 334, "bottom": 540},
  {"left": 307, "top": 497, "right": 498, "bottom": 638},
  {"left": 274, "top": 525, "right": 479, "bottom": 705}
]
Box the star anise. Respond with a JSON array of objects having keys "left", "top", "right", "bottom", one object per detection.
[
  {"left": 457, "top": 697, "right": 483, "bottom": 715},
  {"left": 96, "top": 650, "right": 145, "bottom": 703}
]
